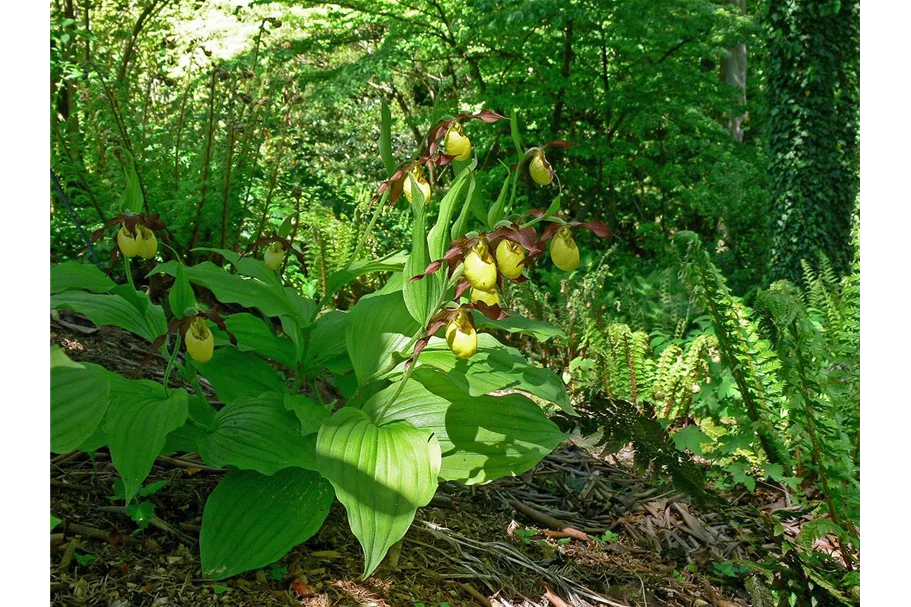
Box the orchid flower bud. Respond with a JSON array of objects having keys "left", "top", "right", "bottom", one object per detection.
[
  {"left": 445, "top": 308, "right": 478, "bottom": 359},
  {"left": 185, "top": 317, "right": 214, "bottom": 364},
  {"left": 550, "top": 226, "right": 580, "bottom": 271},
  {"left": 134, "top": 225, "right": 158, "bottom": 260},
  {"left": 264, "top": 242, "right": 284, "bottom": 270},
  {"left": 117, "top": 225, "right": 140, "bottom": 258},
  {"left": 495, "top": 240, "right": 526, "bottom": 279},
  {"left": 403, "top": 166, "right": 431, "bottom": 204},
  {"left": 444, "top": 123, "right": 471, "bottom": 161},
  {"left": 470, "top": 287, "right": 500, "bottom": 307},
  {"left": 463, "top": 239, "right": 497, "bottom": 291},
  {"left": 529, "top": 150, "right": 553, "bottom": 185}
]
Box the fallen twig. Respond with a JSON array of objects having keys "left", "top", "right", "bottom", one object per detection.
[
  {"left": 460, "top": 582, "right": 493, "bottom": 607},
  {"left": 542, "top": 583, "right": 573, "bottom": 607},
  {"left": 60, "top": 520, "right": 124, "bottom": 543},
  {"left": 51, "top": 479, "right": 94, "bottom": 492},
  {"left": 506, "top": 498, "right": 590, "bottom": 542},
  {"left": 97, "top": 506, "right": 196, "bottom": 546},
  {"left": 156, "top": 455, "right": 224, "bottom": 472},
  {"left": 51, "top": 450, "right": 82, "bottom": 465}
]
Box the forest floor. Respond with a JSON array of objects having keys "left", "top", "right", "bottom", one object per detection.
[{"left": 50, "top": 314, "right": 820, "bottom": 607}]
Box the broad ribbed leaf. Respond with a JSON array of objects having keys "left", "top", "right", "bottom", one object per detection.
[
  {"left": 365, "top": 272, "right": 404, "bottom": 298},
  {"left": 284, "top": 394, "right": 331, "bottom": 436},
  {"left": 200, "top": 468, "right": 334, "bottom": 580},
  {"left": 160, "top": 421, "right": 206, "bottom": 454},
  {"left": 152, "top": 261, "right": 307, "bottom": 327},
  {"left": 161, "top": 395, "right": 216, "bottom": 454},
  {"left": 346, "top": 291, "right": 420, "bottom": 386},
  {"left": 77, "top": 424, "right": 107, "bottom": 452},
  {"left": 199, "top": 393, "right": 317, "bottom": 474},
  {"left": 283, "top": 287, "right": 318, "bottom": 329},
  {"left": 316, "top": 408, "right": 440, "bottom": 578},
  {"left": 303, "top": 310, "right": 350, "bottom": 374},
  {"left": 472, "top": 312, "right": 567, "bottom": 342},
  {"left": 278, "top": 215, "right": 294, "bottom": 238},
  {"left": 428, "top": 160, "right": 473, "bottom": 259},
  {"left": 365, "top": 367, "right": 564, "bottom": 484},
  {"left": 193, "top": 247, "right": 282, "bottom": 287},
  {"left": 51, "top": 262, "right": 115, "bottom": 294},
  {"left": 51, "top": 358, "right": 111, "bottom": 453},
  {"left": 104, "top": 378, "right": 189, "bottom": 504},
  {"left": 389, "top": 334, "right": 573, "bottom": 414},
  {"left": 450, "top": 170, "right": 477, "bottom": 242},
  {"left": 120, "top": 155, "right": 144, "bottom": 213},
  {"left": 168, "top": 262, "right": 196, "bottom": 318},
  {"left": 188, "top": 393, "right": 217, "bottom": 428},
  {"left": 324, "top": 251, "right": 408, "bottom": 301},
  {"left": 51, "top": 345, "right": 84, "bottom": 369},
  {"left": 486, "top": 170, "right": 511, "bottom": 230},
  {"left": 161, "top": 424, "right": 206, "bottom": 455},
  {"left": 209, "top": 313, "right": 297, "bottom": 369},
  {"left": 403, "top": 184, "right": 441, "bottom": 325},
  {"left": 193, "top": 348, "right": 286, "bottom": 403},
  {"left": 379, "top": 99, "right": 395, "bottom": 177},
  {"left": 51, "top": 291, "right": 167, "bottom": 342},
  {"left": 509, "top": 107, "right": 523, "bottom": 155}
]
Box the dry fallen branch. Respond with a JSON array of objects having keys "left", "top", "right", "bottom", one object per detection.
[
  {"left": 97, "top": 506, "right": 196, "bottom": 546},
  {"left": 506, "top": 498, "right": 591, "bottom": 542}
]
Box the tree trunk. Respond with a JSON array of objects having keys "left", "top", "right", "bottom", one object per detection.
[
  {"left": 766, "top": 0, "right": 859, "bottom": 281},
  {"left": 551, "top": 20, "right": 574, "bottom": 133},
  {"left": 720, "top": 0, "right": 747, "bottom": 142}
]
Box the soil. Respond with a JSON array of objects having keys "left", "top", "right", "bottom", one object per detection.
[{"left": 50, "top": 313, "right": 806, "bottom": 607}]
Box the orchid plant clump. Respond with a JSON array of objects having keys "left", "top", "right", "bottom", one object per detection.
[{"left": 50, "top": 105, "right": 610, "bottom": 580}]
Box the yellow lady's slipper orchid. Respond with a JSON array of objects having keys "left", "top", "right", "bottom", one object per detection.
[
  {"left": 550, "top": 226, "right": 580, "bottom": 271},
  {"left": 444, "top": 123, "right": 471, "bottom": 161},
  {"left": 470, "top": 287, "right": 499, "bottom": 307},
  {"left": 264, "top": 242, "right": 284, "bottom": 270},
  {"left": 403, "top": 166, "right": 431, "bottom": 204},
  {"left": 495, "top": 240, "right": 525, "bottom": 279},
  {"left": 134, "top": 225, "right": 158, "bottom": 260},
  {"left": 116, "top": 225, "right": 140, "bottom": 258},
  {"left": 445, "top": 309, "right": 478, "bottom": 359},
  {"left": 529, "top": 150, "right": 553, "bottom": 185},
  {"left": 463, "top": 239, "right": 497, "bottom": 291},
  {"left": 185, "top": 317, "right": 214, "bottom": 364}
]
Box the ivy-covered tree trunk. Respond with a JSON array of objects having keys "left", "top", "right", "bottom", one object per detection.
[{"left": 764, "top": 0, "right": 859, "bottom": 282}]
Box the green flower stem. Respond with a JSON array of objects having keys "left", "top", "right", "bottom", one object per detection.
[
  {"left": 185, "top": 416, "right": 209, "bottom": 431},
  {"left": 163, "top": 334, "right": 182, "bottom": 397},
  {"left": 189, "top": 373, "right": 208, "bottom": 403},
  {"left": 124, "top": 255, "right": 136, "bottom": 291},
  {"left": 350, "top": 190, "right": 388, "bottom": 266},
  {"left": 381, "top": 269, "right": 464, "bottom": 413},
  {"left": 291, "top": 364, "right": 305, "bottom": 394}
]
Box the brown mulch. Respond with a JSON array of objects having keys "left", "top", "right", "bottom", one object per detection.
[{"left": 51, "top": 314, "right": 772, "bottom": 607}]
